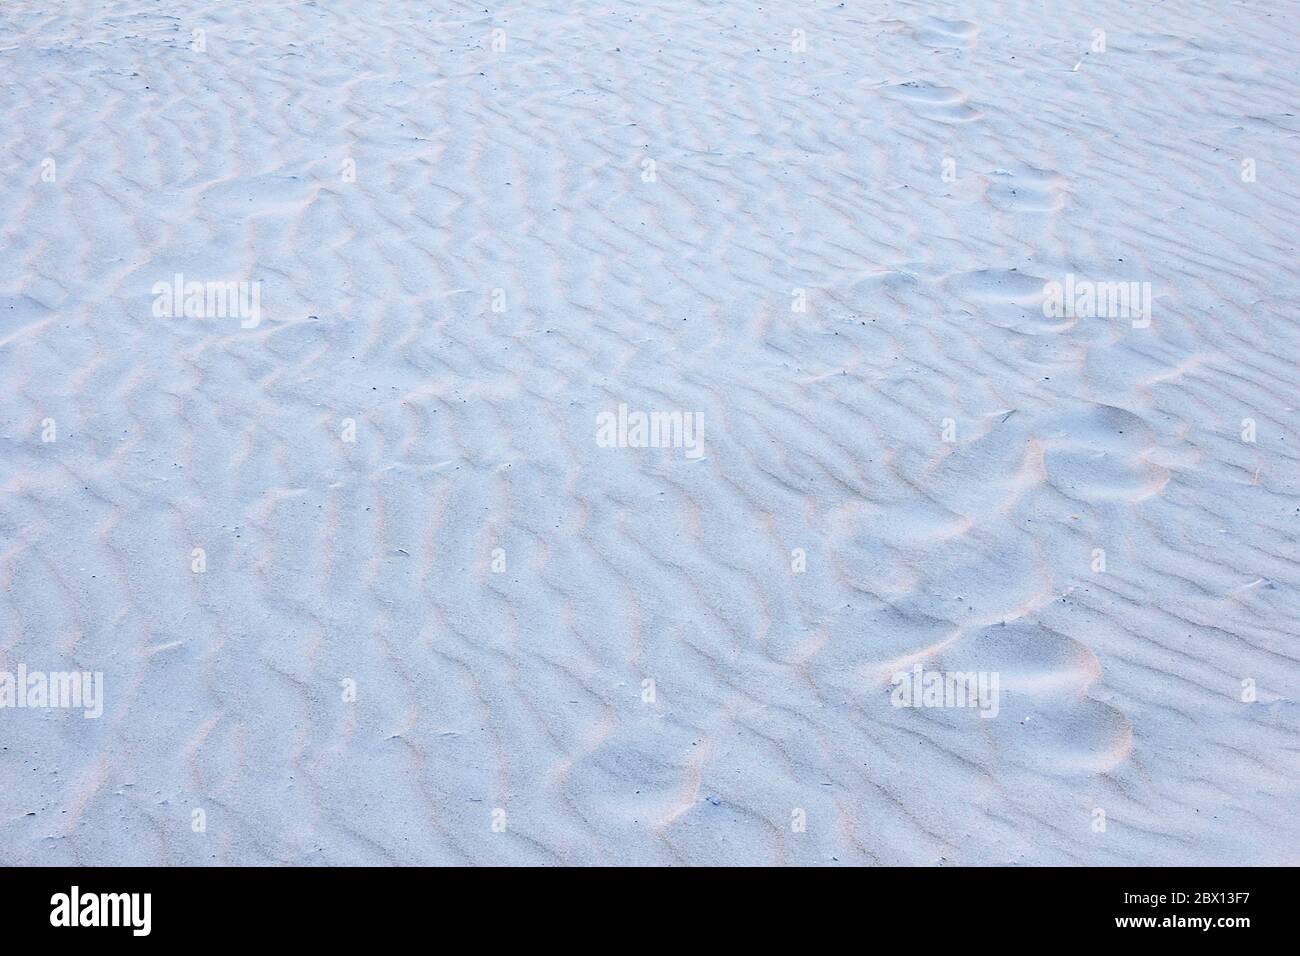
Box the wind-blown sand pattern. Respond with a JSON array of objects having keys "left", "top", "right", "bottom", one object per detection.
[{"left": 1, "top": 0, "right": 1298, "bottom": 866}]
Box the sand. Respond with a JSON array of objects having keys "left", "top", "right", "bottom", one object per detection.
[{"left": 1, "top": 0, "right": 1298, "bottom": 865}]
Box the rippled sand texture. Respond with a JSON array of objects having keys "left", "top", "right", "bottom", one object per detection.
[{"left": 2, "top": 0, "right": 1298, "bottom": 865}]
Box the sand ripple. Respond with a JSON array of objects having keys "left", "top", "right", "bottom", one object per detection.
[{"left": 1, "top": 0, "right": 1298, "bottom": 864}]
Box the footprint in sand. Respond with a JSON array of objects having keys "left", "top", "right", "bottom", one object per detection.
[
  {"left": 883, "top": 80, "right": 983, "bottom": 123},
  {"left": 913, "top": 17, "right": 980, "bottom": 50},
  {"left": 983, "top": 165, "right": 1067, "bottom": 214},
  {"left": 1039, "top": 403, "right": 1170, "bottom": 504},
  {"left": 941, "top": 621, "right": 1133, "bottom": 774},
  {"left": 943, "top": 268, "right": 1074, "bottom": 334}
]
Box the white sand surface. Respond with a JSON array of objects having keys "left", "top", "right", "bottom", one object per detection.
[{"left": 1, "top": 0, "right": 1298, "bottom": 865}]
